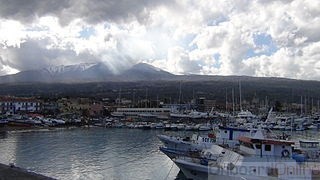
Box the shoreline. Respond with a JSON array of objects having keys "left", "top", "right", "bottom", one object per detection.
[{"left": 0, "top": 125, "right": 80, "bottom": 133}]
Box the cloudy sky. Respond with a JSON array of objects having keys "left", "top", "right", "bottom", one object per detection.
[{"left": 0, "top": 0, "right": 319, "bottom": 80}]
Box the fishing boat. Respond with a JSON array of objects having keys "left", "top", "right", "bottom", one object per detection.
[
  {"left": 173, "top": 129, "right": 320, "bottom": 180},
  {"left": 158, "top": 134, "right": 215, "bottom": 158},
  {"left": 158, "top": 126, "right": 250, "bottom": 159}
]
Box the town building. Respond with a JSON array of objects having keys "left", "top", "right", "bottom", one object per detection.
[{"left": 0, "top": 97, "right": 42, "bottom": 114}]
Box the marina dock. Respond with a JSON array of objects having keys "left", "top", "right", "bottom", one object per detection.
[{"left": 0, "top": 163, "right": 54, "bottom": 180}]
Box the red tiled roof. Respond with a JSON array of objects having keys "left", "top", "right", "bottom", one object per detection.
[
  {"left": 0, "top": 96, "right": 41, "bottom": 102},
  {"left": 238, "top": 136, "right": 294, "bottom": 146}
]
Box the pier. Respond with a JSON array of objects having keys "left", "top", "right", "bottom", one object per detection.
[{"left": 0, "top": 163, "right": 54, "bottom": 180}]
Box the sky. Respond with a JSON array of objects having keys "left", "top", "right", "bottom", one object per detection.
[{"left": 0, "top": 0, "right": 319, "bottom": 80}]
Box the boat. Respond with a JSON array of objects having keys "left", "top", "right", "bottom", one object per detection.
[
  {"left": 189, "top": 110, "right": 208, "bottom": 119},
  {"left": 170, "top": 112, "right": 190, "bottom": 119},
  {"left": 308, "top": 124, "right": 318, "bottom": 130},
  {"left": 164, "top": 124, "right": 171, "bottom": 131},
  {"left": 158, "top": 126, "right": 250, "bottom": 159},
  {"left": 170, "top": 124, "right": 178, "bottom": 131},
  {"left": 185, "top": 125, "right": 194, "bottom": 131},
  {"left": 177, "top": 123, "right": 185, "bottom": 130},
  {"left": 173, "top": 129, "right": 320, "bottom": 180},
  {"left": 158, "top": 134, "right": 214, "bottom": 158},
  {"left": 198, "top": 124, "right": 211, "bottom": 131},
  {"left": 0, "top": 119, "right": 8, "bottom": 127},
  {"left": 296, "top": 124, "right": 305, "bottom": 131},
  {"left": 155, "top": 122, "right": 165, "bottom": 129}
]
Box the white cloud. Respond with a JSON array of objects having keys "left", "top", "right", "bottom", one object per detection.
[{"left": 0, "top": 0, "right": 319, "bottom": 80}]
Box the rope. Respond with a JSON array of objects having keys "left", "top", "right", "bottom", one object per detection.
[{"left": 164, "top": 161, "right": 174, "bottom": 180}]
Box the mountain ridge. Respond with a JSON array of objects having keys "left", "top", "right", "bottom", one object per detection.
[{"left": 0, "top": 62, "right": 317, "bottom": 84}]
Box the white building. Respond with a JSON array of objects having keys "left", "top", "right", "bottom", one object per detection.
[
  {"left": 112, "top": 108, "right": 171, "bottom": 117},
  {"left": 0, "top": 97, "right": 42, "bottom": 114}
]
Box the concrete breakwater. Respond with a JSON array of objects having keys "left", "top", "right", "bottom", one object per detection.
[{"left": 0, "top": 163, "right": 54, "bottom": 180}]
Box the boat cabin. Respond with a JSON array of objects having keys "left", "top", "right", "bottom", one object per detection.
[
  {"left": 297, "top": 140, "right": 320, "bottom": 159},
  {"left": 216, "top": 126, "right": 251, "bottom": 148},
  {"left": 299, "top": 140, "right": 320, "bottom": 150},
  {"left": 238, "top": 130, "right": 294, "bottom": 158}
]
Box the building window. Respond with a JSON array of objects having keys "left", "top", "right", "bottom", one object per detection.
[{"left": 265, "top": 145, "right": 271, "bottom": 151}]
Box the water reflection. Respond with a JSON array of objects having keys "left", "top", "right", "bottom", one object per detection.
[{"left": 0, "top": 128, "right": 184, "bottom": 179}]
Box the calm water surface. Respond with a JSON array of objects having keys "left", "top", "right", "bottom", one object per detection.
[
  {"left": 0, "top": 128, "right": 318, "bottom": 180},
  {"left": 0, "top": 128, "right": 196, "bottom": 180}
]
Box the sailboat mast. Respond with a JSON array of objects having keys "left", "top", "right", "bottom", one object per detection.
[
  {"left": 300, "top": 96, "right": 303, "bottom": 116},
  {"left": 239, "top": 81, "right": 242, "bottom": 111},
  {"left": 225, "top": 88, "right": 228, "bottom": 112},
  {"left": 118, "top": 88, "right": 122, "bottom": 106},
  {"left": 178, "top": 82, "right": 182, "bottom": 104},
  {"left": 145, "top": 88, "right": 148, "bottom": 108},
  {"left": 232, "top": 88, "right": 235, "bottom": 116}
]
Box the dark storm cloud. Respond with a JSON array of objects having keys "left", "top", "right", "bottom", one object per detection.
[
  {"left": 0, "top": 0, "right": 175, "bottom": 25},
  {"left": 0, "top": 38, "right": 99, "bottom": 71}
]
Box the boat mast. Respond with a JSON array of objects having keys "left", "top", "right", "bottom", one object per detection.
[
  {"left": 178, "top": 81, "right": 182, "bottom": 112},
  {"left": 145, "top": 88, "right": 148, "bottom": 108},
  {"left": 118, "top": 88, "right": 122, "bottom": 107},
  {"left": 225, "top": 88, "right": 228, "bottom": 112},
  {"left": 300, "top": 96, "right": 303, "bottom": 116},
  {"left": 178, "top": 81, "right": 182, "bottom": 105},
  {"left": 232, "top": 88, "right": 235, "bottom": 116},
  {"left": 305, "top": 96, "right": 307, "bottom": 115},
  {"left": 239, "top": 81, "right": 242, "bottom": 111}
]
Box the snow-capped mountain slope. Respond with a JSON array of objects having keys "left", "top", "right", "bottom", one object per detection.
[
  {"left": 45, "top": 63, "right": 99, "bottom": 75},
  {"left": 0, "top": 62, "right": 175, "bottom": 83}
]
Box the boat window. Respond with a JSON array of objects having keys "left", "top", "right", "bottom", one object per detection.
[
  {"left": 300, "top": 142, "right": 319, "bottom": 148},
  {"left": 265, "top": 145, "right": 271, "bottom": 151},
  {"left": 224, "top": 130, "right": 227, "bottom": 133},
  {"left": 255, "top": 144, "right": 261, "bottom": 149}
]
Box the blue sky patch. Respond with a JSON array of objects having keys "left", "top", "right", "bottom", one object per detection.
[
  {"left": 79, "top": 27, "right": 95, "bottom": 39},
  {"left": 246, "top": 33, "right": 278, "bottom": 58},
  {"left": 213, "top": 53, "right": 221, "bottom": 68}
]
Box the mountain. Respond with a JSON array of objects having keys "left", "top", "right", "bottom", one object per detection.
[
  {"left": 120, "top": 63, "right": 174, "bottom": 81},
  {"left": 0, "top": 62, "right": 175, "bottom": 83}
]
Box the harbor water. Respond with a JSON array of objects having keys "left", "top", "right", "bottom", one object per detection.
[
  {"left": 0, "top": 128, "right": 197, "bottom": 180},
  {"left": 0, "top": 127, "right": 319, "bottom": 179}
]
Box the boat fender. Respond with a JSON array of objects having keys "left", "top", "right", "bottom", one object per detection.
[
  {"left": 208, "top": 133, "right": 215, "bottom": 138},
  {"left": 282, "top": 150, "right": 290, "bottom": 157}
]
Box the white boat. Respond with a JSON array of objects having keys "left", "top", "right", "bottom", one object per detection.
[
  {"left": 158, "top": 126, "right": 251, "bottom": 158},
  {"left": 174, "top": 129, "right": 320, "bottom": 180},
  {"left": 189, "top": 110, "right": 208, "bottom": 119},
  {"left": 177, "top": 123, "right": 185, "bottom": 130},
  {"left": 170, "top": 124, "right": 178, "bottom": 131},
  {"left": 198, "top": 124, "right": 211, "bottom": 131},
  {"left": 185, "top": 125, "right": 194, "bottom": 131},
  {"left": 308, "top": 124, "right": 318, "bottom": 130},
  {"left": 155, "top": 122, "right": 165, "bottom": 129},
  {"left": 170, "top": 112, "right": 190, "bottom": 119},
  {"left": 158, "top": 134, "right": 215, "bottom": 158}
]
